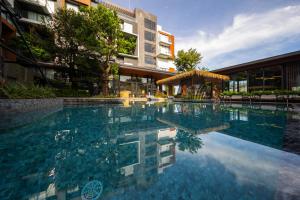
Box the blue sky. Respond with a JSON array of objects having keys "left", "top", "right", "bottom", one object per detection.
[{"left": 108, "top": 0, "right": 300, "bottom": 70}]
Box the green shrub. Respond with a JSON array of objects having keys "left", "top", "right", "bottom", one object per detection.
[
  {"left": 0, "top": 83, "right": 56, "bottom": 99},
  {"left": 53, "top": 88, "right": 90, "bottom": 97}
]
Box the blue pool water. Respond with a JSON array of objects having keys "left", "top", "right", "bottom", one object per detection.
[{"left": 1, "top": 103, "right": 300, "bottom": 200}]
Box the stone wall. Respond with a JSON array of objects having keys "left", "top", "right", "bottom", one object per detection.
[
  {"left": 0, "top": 98, "right": 63, "bottom": 130},
  {"left": 63, "top": 98, "right": 124, "bottom": 105}
]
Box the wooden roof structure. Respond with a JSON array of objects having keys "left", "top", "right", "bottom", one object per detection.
[{"left": 156, "top": 70, "right": 230, "bottom": 85}]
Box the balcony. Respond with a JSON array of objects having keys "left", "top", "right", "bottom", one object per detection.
[
  {"left": 18, "top": 10, "right": 50, "bottom": 25},
  {"left": 159, "top": 35, "right": 172, "bottom": 46},
  {"left": 157, "top": 48, "right": 172, "bottom": 59},
  {"left": 17, "top": 0, "right": 47, "bottom": 6},
  {"left": 120, "top": 22, "right": 138, "bottom": 37},
  {"left": 15, "top": 0, "right": 50, "bottom": 24}
]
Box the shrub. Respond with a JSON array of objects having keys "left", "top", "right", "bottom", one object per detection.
[
  {"left": 0, "top": 83, "right": 56, "bottom": 99},
  {"left": 53, "top": 88, "right": 90, "bottom": 97}
]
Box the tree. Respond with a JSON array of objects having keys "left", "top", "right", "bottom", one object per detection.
[
  {"left": 79, "top": 5, "right": 128, "bottom": 96},
  {"left": 174, "top": 48, "right": 202, "bottom": 72},
  {"left": 45, "top": 5, "right": 135, "bottom": 95},
  {"left": 175, "top": 130, "right": 203, "bottom": 154},
  {"left": 46, "top": 8, "right": 93, "bottom": 89}
]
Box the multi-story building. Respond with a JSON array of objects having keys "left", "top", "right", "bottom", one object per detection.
[
  {"left": 98, "top": 1, "right": 176, "bottom": 97},
  {"left": 1, "top": 0, "right": 177, "bottom": 96}
]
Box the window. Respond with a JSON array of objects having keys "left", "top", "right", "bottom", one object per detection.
[
  {"left": 145, "top": 55, "right": 156, "bottom": 65},
  {"left": 122, "top": 22, "right": 133, "bottom": 34},
  {"left": 229, "top": 81, "right": 237, "bottom": 92},
  {"left": 263, "top": 66, "right": 282, "bottom": 90},
  {"left": 145, "top": 31, "right": 155, "bottom": 41},
  {"left": 144, "top": 43, "right": 155, "bottom": 53},
  {"left": 249, "top": 69, "right": 264, "bottom": 91},
  {"left": 144, "top": 18, "right": 156, "bottom": 30},
  {"left": 239, "top": 80, "right": 247, "bottom": 92},
  {"left": 230, "top": 71, "right": 247, "bottom": 92},
  {"left": 159, "top": 46, "right": 170, "bottom": 55},
  {"left": 27, "top": 11, "right": 46, "bottom": 22}
]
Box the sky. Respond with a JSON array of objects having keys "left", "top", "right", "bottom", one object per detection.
[{"left": 108, "top": 0, "right": 300, "bottom": 70}]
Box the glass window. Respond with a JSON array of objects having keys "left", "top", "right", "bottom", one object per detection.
[
  {"left": 145, "top": 55, "right": 156, "bottom": 65},
  {"left": 159, "top": 46, "right": 170, "bottom": 55},
  {"left": 263, "top": 66, "right": 282, "bottom": 90},
  {"left": 144, "top": 43, "right": 155, "bottom": 53},
  {"left": 144, "top": 18, "right": 156, "bottom": 30},
  {"left": 239, "top": 80, "right": 247, "bottom": 92},
  {"left": 229, "top": 81, "right": 237, "bottom": 92},
  {"left": 120, "top": 75, "right": 131, "bottom": 82},
  {"left": 145, "top": 134, "right": 156, "bottom": 144},
  {"left": 234, "top": 71, "right": 248, "bottom": 92},
  {"left": 27, "top": 11, "right": 45, "bottom": 22},
  {"left": 249, "top": 69, "right": 264, "bottom": 91},
  {"left": 145, "top": 31, "right": 155, "bottom": 41}
]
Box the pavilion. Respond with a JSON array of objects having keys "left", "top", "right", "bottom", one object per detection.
[{"left": 156, "top": 70, "right": 229, "bottom": 99}]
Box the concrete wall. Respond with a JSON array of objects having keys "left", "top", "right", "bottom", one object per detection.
[
  {"left": 0, "top": 98, "right": 63, "bottom": 129},
  {"left": 135, "top": 8, "right": 157, "bottom": 68}
]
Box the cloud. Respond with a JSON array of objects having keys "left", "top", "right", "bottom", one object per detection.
[{"left": 176, "top": 5, "right": 300, "bottom": 68}]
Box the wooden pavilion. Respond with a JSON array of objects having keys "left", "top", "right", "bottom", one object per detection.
[{"left": 156, "top": 70, "right": 229, "bottom": 99}]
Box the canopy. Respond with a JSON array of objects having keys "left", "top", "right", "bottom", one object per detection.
[{"left": 156, "top": 69, "right": 230, "bottom": 85}]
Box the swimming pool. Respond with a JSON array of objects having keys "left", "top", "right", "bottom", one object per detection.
[{"left": 1, "top": 103, "right": 300, "bottom": 199}]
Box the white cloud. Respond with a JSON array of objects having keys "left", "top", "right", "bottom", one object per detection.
[{"left": 176, "top": 5, "right": 300, "bottom": 68}]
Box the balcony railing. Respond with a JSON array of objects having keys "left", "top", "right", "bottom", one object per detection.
[
  {"left": 159, "top": 35, "right": 172, "bottom": 46},
  {"left": 157, "top": 48, "right": 171, "bottom": 58}
]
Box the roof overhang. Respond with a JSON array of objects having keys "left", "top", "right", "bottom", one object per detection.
[
  {"left": 119, "top": 64, "right": 176, "bottom": 80},
  {"left": 211, "top": 50, "right": 300, "bottom": 75}
]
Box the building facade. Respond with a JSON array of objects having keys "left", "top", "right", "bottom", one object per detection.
[
  {"left": 98, "top": 1, "right": 176, "bottom": 97},
  {"left": 211, "top": 51, "right": 300, "bottom": 92},
  {"left": 1, "top": 0, "right": 176, "bottom": 96}
]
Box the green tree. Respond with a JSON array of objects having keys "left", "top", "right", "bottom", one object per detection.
[
  {"left": 175, "top": 48, "right": 202, "bottom": 72},
  {"left": 12, "top": 26, "right": 55, "bottom": 62},
  {"left": 80, "top": 5, "right": 127, "bottom": 96},
  {"left": 175, "top": 130, "right": 203, "bottom": 154},
  {"left": 45, "top": 5, "right": 135, "bottom": 95},
  {"left": 46, "top": 8, "right": 92, "bottom": 88}
]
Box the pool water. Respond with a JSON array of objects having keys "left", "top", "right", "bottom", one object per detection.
[{"left": 1, "top": 103, "right": 300, "bottom": 200}]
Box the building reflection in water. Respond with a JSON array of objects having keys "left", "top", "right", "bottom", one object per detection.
[{"left": 1, "top": 102, "right": 299, "bottom": 199}]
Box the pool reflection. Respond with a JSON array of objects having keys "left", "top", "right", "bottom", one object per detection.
[{"left": 0, "top": 103, "right": 299, "bottom": 199}]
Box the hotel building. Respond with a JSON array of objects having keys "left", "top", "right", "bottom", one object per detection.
[{"left": 1, "top": 0, "right": 176, "bottom": 97}]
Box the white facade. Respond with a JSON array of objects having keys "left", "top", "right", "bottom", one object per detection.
[
  {"left": 156, "top": 25, "right": 176, "bottom": 72},
  {"left": 157, "top": 58, "right": 174, "bottom": 71}
]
